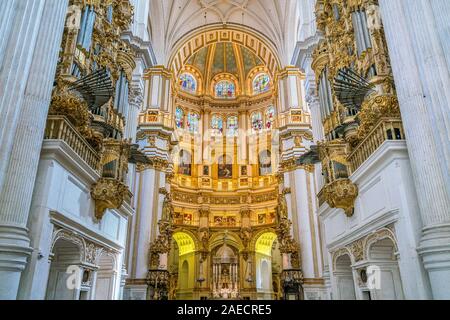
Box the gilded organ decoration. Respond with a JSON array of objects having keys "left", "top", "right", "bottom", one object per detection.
[
  {"left": 312, "top": 0, "right": 404, "bottom": 216},
  {"left": 48, "top": 0, "right": 138, "bottom": 221}
]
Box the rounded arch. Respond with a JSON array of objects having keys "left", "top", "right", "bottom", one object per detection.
[
  {"left": 254, "top": 231, "right": 277, "bottom": 256},
  {"left": 168, "top": 24, "right": 282, "bottom": 79},
  {"left": 332, "top": 247, "right": 355, "bottom": 270},
  {"left": 250, "top": 228, "right": 277, "bottom": 252},
  {"left": 247, "top": 66, "right": 273, "bottom": 95},
  {"left": 179, "top": 260, "right": 189, "bottom": 289},
  {"left": 178, "top": 69, "right": 201, "bottom": 94},
  {"left": 211, "top": 73, "right": 239, "bottom": 97},
  {"left": 208, "top": 231, "right": 244, "bottom": 252},
  {"left": 172, "top": 230, "right": 200, "bottom": 256},
  {"left": 364, "top": 228, "right": 399, "bottom": 261},
  {"left": 51, "top": 229, "right": 86, "bottom": 263}
]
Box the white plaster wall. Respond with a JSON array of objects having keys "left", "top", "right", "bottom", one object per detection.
[
  {"left": 19, "top": 143, "right": 131, "bottom": 300},
  {"left": 320, "top": 141, "right": 432, "bottom": 299}
]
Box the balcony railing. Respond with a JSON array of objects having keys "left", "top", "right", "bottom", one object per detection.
[
  {"left": 277, "top": 111, "right": 311, "bottom": 128},
  {"left": 44, "top": 116, "right": 101, "bottom": 174},
  {"left": 347, "top": 118, "right": 405, "bottom": 174},
  {"left": 138, "top": 111, "right": 174, "bottom": 128}
]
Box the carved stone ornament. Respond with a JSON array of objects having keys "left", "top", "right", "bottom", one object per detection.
[
  {"left": 323, "top": 178, "right": 359, "bottom": 217},
  {"left": 91, "top": 178, "right": 131, "bottom": 220}
]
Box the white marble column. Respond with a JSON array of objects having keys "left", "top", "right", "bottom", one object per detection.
[
  {"left": 379, "top": 0, "right": 450, "bottom": 299},
  {"left": 0, "top": 0, "right": 68, "bottom": 300},
  {"left": 131, "top": 168, "right": 159, "bottom": 280},
  {"left": 290, "top": 169, "right": 322, "bottom": 279}
]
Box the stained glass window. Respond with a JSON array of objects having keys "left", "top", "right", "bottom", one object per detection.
[
  {"left": 265, "top": 106, "right": 276, "bottom": 129},
  {"left": 251, "top": 112, "right": 263, "bottom": 132},
  {"left": 179, "top": 73, "right": 197, "bottom": 93},
  {"left": 187, "top": 112, "right": 200, "bottom": 133},
  {"left": 211, "top": 115, "right": 224, "bottom": 136},
  {"left": 215, "top": 80, "right": 236, "bottom": 99},
  {"left": 227, "top": 116, "right": 238, "bottom": 136},
  {"left": 253, "top": 74, "right": 270, "bottom": 94},
  {"left": 175, "top": 107, "right": 184, "bottom": 129}
]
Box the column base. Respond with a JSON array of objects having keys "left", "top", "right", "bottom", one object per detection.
[
  {"left": 0, "top": 225, "right": 32, "bottom": 299},
  {"left": 418, "top": 223, "right": 450, "bottom": 299}
]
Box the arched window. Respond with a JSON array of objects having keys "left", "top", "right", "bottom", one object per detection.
[
  {"left": 215, "top": 80, "right": 235, "bottom": 99},
  {"left": 253, "top": 73, "right": 270, "bottom": 94},
  {"left": 211, "top": 115, "right": 224, "bottom": 136},
  {"left": 187, "top": 112, "right": 200, "bottom": 133},
  {"left": 259, "top": 150, "right": 272, "bottom": 176},
  {"left": 251, "top": 112, "right": 263, "bottom": 132},
  {"left": 265, "top": 106, "right": 276, "bottom": 129},
  {"left": 179, "top": 73, "right": 197, "bottom": 93},
  {"left": 175, "top": 107, "right": 184, "bottom": 129},
  {"left": 227, "top": 116, "right": 238, "bottom": 137}
]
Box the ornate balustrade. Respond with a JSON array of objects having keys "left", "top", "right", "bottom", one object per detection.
[
  {"left": 348, "top": 117, "right": 404, "bottom": 174},
  {"left": 277, "top": 111, "right": 311, "bottom": 128},
  {"left": 44, "top": 116, "right": 101, "bottom": 173},
  {"left": 139, "top": 110, "right": 174, "bottom": 128}
]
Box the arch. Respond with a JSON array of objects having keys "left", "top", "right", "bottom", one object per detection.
[
  {"left": 173, "top": 231, "right": 197, "bottom": 256},
  {"left": 179, "top": 260, "right": 189, "bottom": 290},
  {"left": 252, "top": 73, "right": 271, "bottom": 95},
  {"left": 364, "top": 228, "right": 399, "bottom": 260},
  {"left": 168, "top": 24, "right": 282, "bottom": 79},
  {"left": 179, "top": 72, "right": 198, "bottom": 94},
  {"left": 211, "top": 73, "right": 239, "bottom": 98},
  {"left": 51, "top": 228, "right": 86, "bottom": 263},
  {"left": 332, "top": 247, "right": 355, "bottom": 270},
  {"left": 333, "top": 252, "right": 357, "bottom": 300},
  {"left": 208, "top": 232, "right": 244, "bottom": 252},
  {"left": 255, "top": 232, "right": 277, "bottom": 256},
  {"left": 94, "top": 251, "right": 118, "bottom": 300},
  {"left": 260, "top": 260, "right": 270, "bottom": 290},
  {"left": 250, "top": 228, "right": 277, "bottom": 251}
]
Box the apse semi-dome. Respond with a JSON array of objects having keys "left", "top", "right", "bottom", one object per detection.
[{"left": 178, "top": 42, "right": 273, "bottom": 97}]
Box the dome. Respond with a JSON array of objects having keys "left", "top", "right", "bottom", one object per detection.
[{"left": 179, "top": 42, "right": 272, "bottom": 97}]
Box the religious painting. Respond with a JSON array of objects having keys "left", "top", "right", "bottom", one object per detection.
[
  {"left": 226, "top": 216, "right": 236, "bottom": 226},
  {"left": 218, "top": 155, "right": 233, "bottom": 179},
  {"left": 178, "top": 150, "right": 192, "bottom": 176},
  {"left": 241, "top": 166, "right": 248, "bottom": 176},
  {"left": 258, "top": 214, "right": 267, "bottom": 225},
  {"left": 215, "top": 80, "right": 236, "bottom": 99},
  {"left": 183, "top": 214, "right": 193, "bottom": 225},
  {"left": 203, "top": 166, "right": 209, "bottom": 176},
  {"left": 259, "top": 150, "right": 272, "bottom": 176},
  {"left": 253, "top": 73, "right": 270, "bottom": 94},
  {"left": 214, "top": 216, "right": 224, "bottom": 226},
  {"left": 179, "top": 73, "right": 197, "bottom": 93}
]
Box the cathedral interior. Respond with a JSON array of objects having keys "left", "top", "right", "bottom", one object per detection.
[{"left": 0, "top": 0, "right": 449, "bottom": 301}]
